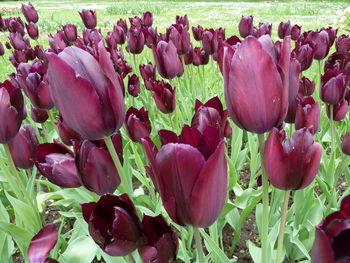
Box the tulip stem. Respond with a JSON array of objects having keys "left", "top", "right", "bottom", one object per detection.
[
  {"left": 275, "top": 190, "right": 291, "bottom": 263},
  {"left": 258, "top": 134, "right": 269, "bottom": 263},
  {"left": 47, "top": 110, "right": 58, "bottom": 135},
  {"left": 330, "top": 105, "right": 336, "bottom": 157},
  {"left": 132, "top": 54, "right": 137, "bottom": 74},
  {"left": 128, "top": 254, "right": 136, "bottom": 263},
  {"left": 193, "top": 227, "right": 205, "bottom": 263},
  {"left": 104, "top": 136, "right": 132, "bottom": 196}
]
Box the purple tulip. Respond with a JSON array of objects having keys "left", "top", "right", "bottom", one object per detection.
[
  {"left": 48, "top": 32, "right": 67, "bottom": 54},
  {"left": 326, "top": 99, "right": 349, "bottom": 121},
  {"left": 46, "top": 42, "right": 125, "bottom": 140},
  {"left": 323, "top": 26, "right": 338, "bottom": 47},
  {"left": 31, "top": 106, "right": 48, "bottom": 123},
  {"left": 264, "top": 127, "right": 322, "bottom": 190},
  {"left": 238, "top": 15, "right": 253, "bottom": 38},
  {"left": 325, "top": 52, "right": 350, "bottom": 74},
  {"left": 142, "top": 124, "right": 227, "bottom": 227},
  {"left": 278, "top": 21, "right": 291, "bottom": 39},
  {"left": 127, "top": 26, "right": 145, "bottom": 54},
  {"left": 140, "top": 62, "right": 156, "bottom": 90},
  {"left": 258, "top": 22, "right": 272, "bottom": 37},
  {"left": 341, "top": 131, "right": 350, "bottom": 155},
  {"left": 298, "top": 77, "right": 315, "bottom": 97},
  {"left": 125, "top": 107, "right": 151, "bottom": 143},
  {"left": 292, "top": 41, "right": 315, "bottom": 71},
  {"left": 309, "top": 30, "right": 331, "bottom": 60},
  {"left": 6, "top": 17, "right": 25, "bottom": 35},
  {"left": 223, "top": 35, "right": 290, "bottom": 134},
  {"left": 291, "top": 24, "right": 301, "bottom": 40},
  {"left": 320, "top": 69, "right": 348, "bottom": 105},
  {"left": 9, "top": 32, "right": 30, "bottom": 51},
  {"left": 82, "top": 194, "right": 143, "bottom": 256},
  {"left": 0, "top": 42, "right": 4, "bottom": 56},
  {"left": 152, "top": 80, "right": 176, "bottom": 114},
  {"left": 79, "top": 9, "right": 97, "bottom": 29},
  {"left": 21, "top": 2, "right": 39, "bottom": 23},
  {"left": 56, "top": 116, "right": 83, "bottom": 146},
  {"left": 336, "top": 34, "right": 350, "bottom": 55},
  {"left": 175, "top": 15, "right": 189, "bottom": 29},
  {"left": 142, "top": 11, "right": 153, "bottom": 27},
  {"left": 139, "top": 215, "right": 178, "bottom": 263},
  {"left": 62, "top": 24, "right": 77, "bottom": 43},
  {"left": 192, "top": 47, "right": 209, "bottom": 66},
  {"left": 192, "top": 25, "right": 204, "bottom": 41},
  {"left": 115, "top": 58, "right": 133, "bottom": 80},
  {"left": 284, "top": 95, "right": 301, "bottom": 124},
  {"left": 129, "top": 16, "right": 142, "bottom": 28},
  {"left": 143, "top": 26, "right": 158, "bottom": 48},
  {"left": 117, "top": 19, "right": 128, "bottom": 34},
  {"left": 113, "top": 26, "right": 126, "bottom": 46},
  {"left": 295, "top": 96, "right": 320, "bottom": 134},
  {"left": 217, "top": 37, "right": 241, "bottom": 74},
  {"left": 167, "top": 24, "right": 191, "bottom": 55},
  {"left": 34, "top": 45, "right": 45, "bottom": 60},
  {"left": 128, "top": 74, "right": 140, "bottom": 97},
  {"left": 34, "top": 141, "right": 81, "bottom": 188},
  {"left": 26, "top": 22, "right": 39, "bottom": 40},
  {"left": 202, "top": 29, "right": 215, "bottom": 55}
]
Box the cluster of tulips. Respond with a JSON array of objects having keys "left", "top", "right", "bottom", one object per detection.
[{"left": 0, "top": 2, "right": 350, "bottom": 263}]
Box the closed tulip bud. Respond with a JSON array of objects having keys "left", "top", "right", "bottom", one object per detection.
[
  {"left": 152, "top": 40, "right": 184, "bottom": 79},
  {"left": 152, "top": 80, "right": 176, "bottom": 114},
  {"left": 7, "top": 17, "right": 25, "bottom": 35},
  {"left": 175, "top": 15, "right": 189, "bottom": 29},
  {"left": 129, "top": 16, "right": 142, "bottom": 28},
  {"left": 139, "top": 215, "right": 178, "bottom": 263},
  {"left": 140, "top": 62, "right": 156, "bottom": 90},
  {"left": 320, "top": 69, "right": 348, "bottom": 105},
  {"left": 323, "top": 27, "right": 338, "bottom": 47},
  {"left": 79, "top": 9, "right": 97, "bottom": 29},
  {"left": 298, "top": 76, "right": 315, "bottom": 97},
  {"left": 192, "top": 25, "right": 204, "bottom": 41},
  {"left": 184, "top": 44, "right": 193, "bottom": 65},
  {"left": 31, "top": 106, "right": 48, "bottom": 123},
  {"left": 5, "top": 42, "right": 11, "bottom": 50},
  {"left": 117, "top": 19, "right": 128, "bottom": 34},
  {"left": 9, "top": 32, "right": 29, "bottom": 51},
  {"left": 311, "top": 30, "right": 331, "bottom": 60},
  {"left": 258, "top": 22, "right": 272, "bottom": 37},
  {"left": 202, "top": 29, "right": 215, "bottom": 55},
  {"left": 238, "top": 15, "right": 253, "bottom": 38},
  {"left": 336, "top": 34, "right": 350, "bottom": 55},
  {"left": 284, "top": 95, "right": 301, "bottom": 124},
  {"left": 56, "top": 116, "right": 82, "bottom": 146},
  {"left": 0, "top": 14, "right": 5, "bottom": 32},
  {"left": 128, "top": 74, "right": 140, "bottom": 97},
  {"left": 21, "top": 2, "right": 39, "bottom": 23},
  {"left": 224, "top": 36, "right": 289, "bottom": 134},
  {"left": 143, "top": 26, "right": 158, "bottom": 48},
  {"left": 48, "top": 32, "right": 67, "bottom": 54},
  {"left": 34, "top": 45, "right": 45, "bottom": 60},
  {"left": 11, "top": 50, "right": 29, "bottom": 67},
  {"left": 295, "top": 96, "right": 320, "bottom": 133},
  {"left": 125, "top": 107, "right": 151, "bottom": 143},
  {"left": 326, "top": 99, "right": 349, "bottom": 121},
  {"left": 62, "top": 24, "right": 77, "bottom": 43},
  {"left": 142, "top": 124, "right": 227, "bottom": 227},
  {"left": 311, "top": 195, "right": 350, "bottom": 263},
  {"left": 292, "top": 42, "right": 315, "bottom": 71},
  {"left": 264, "top": 127, "right": 322, "bottom": 190},
  {"left": 127, "top": 26, "right": 145, "bottom": 54},
  {"left": 82, "top": 194, "right": 143, "bottom": 256},
  {"left": 26, "top": 22, "right": 39, "bottom": 40},
  {"left": 75, "top": 132, "right": 123, "bottom": 195},
  {"left": 278, "top": 21, "right": 291, "bottom": 39},
  {"left": 291, "top": 24, "right": 301, "bottom": 40},
  {"left": 34, "top": 141, "right": 81, "bottom": 188},
  {"left": 142, "top": 11, "right": 153, "bottom": 27},
  {"left": 46, "top": 41, "right": 125, "bottom": 140},
  {"left": 8, "top": 124, "right": 38, "bottom": 169},
  {"left": 168, "top": 24, "right": 191, "bottom": 55},
  {"left": 0, "top": 42, "right": 4, "bottom": 56},
  {"left": 341, "top": 131, "right": 350, "bottom": 155},
  {"left": 193, "top": 47, "right": 209, "bottom": 66}
]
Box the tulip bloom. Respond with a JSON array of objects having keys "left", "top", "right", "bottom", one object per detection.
[
  {"left": 298, "top": 77, "right": 315, "bottom": 97},
  {"left": 125, "top": 107, "right": 151, "bottom": 143},
  {"left": 117, "top": 19, "right": 128, "bottom": 33},
  {"left": 202, "top": 29, "right": 216, "bottom": 55},
  {"left": 320, "top": 69, "right": 348, "bottom": 105},
  {"left": 324, "top": 52, "right": 350, "bottom": 73},
  {"left": 0, "top": 42, "right": 4, "bottom": 56},
  {"left": 25, "top": 22, "right": 39, "bottom": 40},
  {"left": 326, "top": 99, "right": 349, "bottom": 121},
  {"left": 82, "top": 194, "right": 143, "bottom": 256},
  {"left": 295, "top": 96, "right": 320, "bottom": 134},
  {"left": 167, "top": 24, "right": 191, "bottom": 55},
  {"left": 140, "top": 62, "right": 156, "bottom": 90},
  {"left": 238, "top": 15, "right": 253, "bottom": 38},
  {"left": 142, "top": 11, "right": 153, "bottom": 27},
  {"left": 341, "top": 131, "right": 350, "bottom": 155},
  {"left": 192, "top": 25, "right": 204, "bottom": 41},
  {"left": 258, "top": 22, "right": 272, "bottom": 37},
  {"left": 292, "top": 41, "right": 315, "bottom": 71},
  {"left": 223, "top": 35, "right": 289, "bottom": 134},
  {"left": 175, "top": 15, "right": 189, "bottom": 29},
  {"left": 31, "top": 106, "right": 48, "bottom": 123},
  {"left": 291, "top": 25, "right": 301, "bottom": 40},
  {"left": 143, "top": 26, "right": 158, "bottom": 48},
  {"left": 128, "top": 74, "right": 140, "bottom": 97},
  {"left": 192, "top": 47, "right": 209, "bottom": 66},
  {"left": 311, "top": 195, "right": 350, "bottom": 263},
  {"left": 152, "top": 80, "right": 176, "bottom": 114},
  {"left": 264, "top": 128, "right": 322, "bottom": 190},
  {"left": 336, "top": 34, "right": 350, "bottom": 55},
  {"left": 278, "top": 21, "right": 291, "bottom": 39},
  {"left": 21, "top": 3, "right": 39, "bottom": 23},
  {"left": 62, "top": 24, "right": 77, "bottom": 43},
  {"left": 48, "top": 32, "right": 67, "bottom": 54},
  {"left": 139, "top": 215, "right": 178, "bottom": 263},
  {"left": 47, "top": 41, "right": 125, "bottom": 140},
  {"left": 142, "top": 125, "right": 227, "bottom": 227},
  {"left": 56, "top": 116, "right": 82, "bottom": 146},
  {"left": 79, "top": 9, "right": 97, "bottom": 29},
  {"left": 9, "top": 32, "right": 29, "bottom": 51},
  {"left": 127, "top": 26, "right": 145, "bottom": 54}
]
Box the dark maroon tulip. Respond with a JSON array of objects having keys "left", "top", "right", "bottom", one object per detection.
[
  {"left": 152, "top": 40, "right": 184, "bottom": 79},
  {"left": 125, "top": 107, "right": 151, "bottom": 143},
  {"left": 320, "top": 69, "right": 348, "bottom": 105},
  {"left": 292, "top": 41, "right": 314, "bottom": 71},
  {"left": 62, "top": 24, "right": 77, "bottom": 43},
  {"left": 31, "top": 106, "right": 48, "bottom": 123},
  {"left": 11, "top": 50, "right": 29, "bottom": 67},
  {"left": 34, "top": 141, "right": 81, "bottom": 188},
  {"left": 128, "top": 74, "right": 140, "bottom": 97},
  {"left": 168, "top": 24, "right": 191, "bottom": 55},
  {"left": 117, "top": 19, "right": 128, "bottom": 34},
  {"left": 113, "top": 26, "right": 126, "bottom": 45},
  {"left": 0, "top": 42, "right": 4, "bottom": 56},
  {"left": 278, "top": 21, "right": 291, "bottom": 39},
  {"left": 223, "top": 36, "right": 289, "bottom": 134},
  {"left": 115, "top": 58, "right": 133, "bottom": 80},
  {"left": 8, "top": 124, "right": 38, "bottom": 169},
  {"left": 311, "top": 194, "right": 350, "bottom": 263},
  {"left": 326, "top": 100, "right": 349, "bottom": 121},
  {"left": 184, "top": 44, "right": 193, "bottom": 65},
  {"left": 142, "top": 11, "right": 153, "bottom": 27},
  {"left": 258, "top": 22, "right": 272, "bottom": 37},
  {"left": 291, "top": 24, "right": 301, "bottom": 40},
  {"left": 5, "top": 42, "right": 11, "bottom": 50},
  {"left": 46, "top": 42, "right": 125, "bottom": 140},
  {"left": 142, "top": 124, "right": 227, "bottom": 227},
  {"left": 175, "top": 15, "right": 189, "bottom": 29},
  {"left": 341, "top": 131, "right": 350, "bottom": 155},
  {"left": 202, "top": 29, "right": 215, "bottom": 55},
  {"left": 75, "top": 132, "right": 122, "bottom": 195},
  {"left": 192, "top": 47, "right": 209, "bottom": 66},
  {"left": 48, "top": 32, "right": 67, "bottom": 54},
  {"left": 325, "top": 52, "right": 350, "bottom": 74},
  {"left": 152, "top": 80, "right": 176, "bottom": 114},
  {"left": 9, "top": 32, "right": 29, "bottom": 51},
  {"left": 143, "top": 26, "right": 158, "bottom": 48},
  {"left": 323, "top": 27, "right": 338, "bottom": 47},
  {"left": 56, "top": 116, "right": 82, "bottom": 146},
  {"left": 284, "top": 95, "right": 301, "bottom": 124},
  {"left": 0, "top": 14, "right": 5, "bottom": 31},
  {"left": 289, "top": 57, "right": 301, "bottom": 103},
  {"left": 0, "top": 80, "right": 25, "bottom": 144},
  {"left": 6, "top": 17, "right": 25, "bottom": 35},
  {"left": 21, "top": 3, "right": 39, "bottom": 24},
  {"left": 238, "top": 15, "right": 253, "bottom": 38},
  {"left": 298, "top": 77, "right": 315, "bottom": 97},
  {"left": 295, "top": 96, "right": 320, "bottom": 134},
  {"left": 79, "top": 9, "right": 97, "bottom": 29},
  {"left": 28, "top": 224, "right": 57, "bottom": 263},
  {"left": 264, "top": 127, "right": 322, "bottom": 190},
  {"left": 192, "top": 25, "right": 204, "bottom": 41},
  {"left": 82, "top": 194, "right": 143, "bottom": 256},
  {"left": 26, "top": 22, "right": 39, "bottom": 40},
  {"left": 311, "top": 30, "right": 331, "bottom": 60},
  {"left": 106, "top": 31, "right": 118, "bottom": 50},
  {"left": 127, "top": 26, "right": 145, "bottom": 54},
  {"left": 336, "top": 34, "right": 350, "bottom": 55},
  {"left": 34, "top": 45, "right": 45, "bottom": 60},
  {"left": 129, "top": 16, "right": 142, "bottom": 29},
  {"left": 140, "top": 62, "right": 156, "bottom": 90},
  {"left": 139, "top": 215, "right": 178, "bottom": 263}
]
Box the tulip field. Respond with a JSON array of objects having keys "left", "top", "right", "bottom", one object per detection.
[{"left": 1, "top": 0, "right": 350, "bottom": 262}]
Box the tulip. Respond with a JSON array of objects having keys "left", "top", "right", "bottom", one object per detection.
[
  {"left": 46, "top": 41, "right": 125, "bottom": 140},
  {"left": 34, "top": 141, "right": 81, "bottom": 188},
  {"left": 284, "top": 95, "right": 301, "bottom": 124},
  {"left": 48, "top": 32, "right": 67, "bottom": 54},
  {"left": 278, "top": 21, "right": 291, "bottom": 39},
  {"left": 9, "top": 32, "right": 29, "bottom": 51},
  {"left": 140, "top": 62, "right": 156, "bottom": 90},
  {"left": 127, "top": 26, "right": 145, "bottom": 54},
  {"left": 310, "top": 30, "right": 331, "bottom": 60},
  {"left": 152, "top": 80, "right": 176, "bottom": 114},
  {"left": 295, "top": 96, "right": 320, "bottom": 134},
  {"left": 117, "top": 19, "right": 128, "bottom": 34},
  {"left": 31, "top": 106, "right": 49, "bottom": 123},
  {"left": 143, "top": 26, "right": 158, "bottom": 48},
  {"left": 324, "top": 52, "right": 350, "bottom": 74},
  {"left": 175, "top": 15, "right": 189, "bottom": 29},
  {"left": 142, "top": 124, "right": 227, "bottom": 227},
  {"left": 142, "top": 11, "right": 153, "bottom": 27},
  {"left": 167, "top": 24, "right": 191, "bottom": 55},
  {"left": 202, "top": 29, "right": 215, "bottom": 55},
  {"left": 8, "top": 124, "right": 38, "bottom": 169},
  {"left": 152, "top": 40, "right": 184, "bottom": 79},
  {"left": 326, "top": 99, "right": 349, "bottom": 121},
  {"left": 184, "top": 44, "right": 193, "bottom": 65},
  {"left": 298, "top": 77, "right": 315, "bottom": 97},
  {"left": 128, "top": 74, "right": 140, "bottom": 97},
  {"left": 21, "top": 2, "right": 39, "bottom": 23},
  {"left": 217, "top": 37, "right": 241, "bottom": 74},
  {"left": 26, "top": 22, "right": 39, "bottom": 40},
  {"left": 139, "top": 215, "right": 178, "bottom": 263},
  {"left": 10, "top": 50, "right": 28, "bottom": 67},
  {"left": 292, "top": 41, "right": 315, "bottom": 71},
  {"left": 28, "top": 224, "right": 58, "bottom": 263},
  {"left": 62, "top": 24, "right": 77, "bottom": 43},
  {"left": 323, "top": 27, "right": 337, "bottom": 47},
  {"left": 258, "top": 22, "right": 272, "bottom": 37},
  {"left": 238, "top": 15, "right": 253, "bottom": 38},
  {"left": 129, "top": 16, "right": 142, "bottom": 28},
  {"left": 264, "top": 127, "right": 322, "bottom": 190},
  {"left": 192, "top": 47, "right": 209, "bottom": 66},
  {"left": 6, "top": 17, "right": 25, "bottom": 35},
  {"left": 0, "top": 80, "right": 25, "bottom": 144},
  {"left": 223, "top": 35, "right": 289, "bottom": 134},
  {"left": 34, "top": 45, "right": 45, "bottom": 60},
  {"left": 336, "top": 34, "right": 350, "bottom": 55},
  {"left": 0, "top": 42, "right": 4, "bottom": 56},
  {"left": 75, "top": 132, "right": 122, "bottom": 195},
  {"left": 113, "top": 26, "right": 126, "bottom": 46},
  {"left": 341, "top": 131, "right": 350, "bottom": 155},
  {"left": 82, "top": 194, "right": 143, "bottom": 256},
  {"left": 0, "top": 14, "right": 5, "bottom": 31},
  {"left": 192, "top": 25, "right": 204, "bottom": 41},
  {"left": 125, "top": 107, "right": 151, "bottom": 143},
  {"left": 311, "top": 194, "right": 350, "bottom": 263},
  {"left": 56, "top": 116, "right": 83, "bottom": 146},
  {"left": 290, "top": 24, "right": 301, "bottom": 40},
  {"left": 79, "top": 9, "right": 97, "bottom": 29},
  {"left": 115, "top": 58, "right": 133, "bottom": 80},
  {"left": 320, "top": 69, "right": 348, "bottom": 105}
]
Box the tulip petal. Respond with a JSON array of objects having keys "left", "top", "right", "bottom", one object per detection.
[
  {"left": 81, "top": 202, "right": 97, "bottom": 222},
  {"left": 299, "top": 142, "right": 322, "bottom": 189},
  {"left": 0, "top": 88, "right": 20, "bottom": 143},
  {"left": 311, "top": 227, "right": 334, "bottom": 263}
]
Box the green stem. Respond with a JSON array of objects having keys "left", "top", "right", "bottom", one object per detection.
[
  {"left": 168, "top": 114, "right": 174, "bottom": 130},
  {"left": 104, "top": 136, "right": 132, "bottom": 196},
  {"left": 132, "top": 54, "right": 137, "bottom": 74},
  {"left": 193, "top": 227, "right": 205, "bottom": 263},
  {"left": 318, "top": 60, "right": 322, "bottom": 91},
  {"left": 47, "top": 110, "right": 58, "bottom": 135},
  {"left": 275, "top": 190, "right": 291, "bottom": 263},
  {"left": 330, "top": 105, "right": 336, "bottom": 157},
  {"left": 258, "top": 134, "right": 269, "bottom": 263},
  {"left": 289, "top": 123, "right": 293, "bottom": 138}
]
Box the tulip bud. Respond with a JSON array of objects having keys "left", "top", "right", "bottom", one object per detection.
[
  {"left": 128, "top": 74, "right": 140, "bottom": 97},
  {"left": 117, "top": 19, "right": 128, "bottom": 33},
  {"left": 142, "top": 11, "right": 153, "bottom": 27},
  {"left": 336, "top": 34, "right": 350, "bottom": 55},
  {"left": 311, "top": 30, "right": 331, "bottom": 60},
  {"left": 152, "top": 80, "right": 176, "bottom": 114},
  {"left": 326, "top": 99, "right": 349, "bottom": 121},
  {"left": 139, "top": 215, "right": 178, "bottom": 263},
  {"left": 113, "top": 26, "right": 126, "bottom": 45},
  {"left": 9, "top": 32, "right": 29, "bottom": 51},
  {"left": 292, "top": 41, "right": 314, "bottom": 71},
  {"left": 34, "top": 45, "right": 45, "bottom": 60},
  {"left": 278, "top": 21, "right": 291, "bottom": 39},
  {"left": 341, "top": 131, "right": 350, "bottom": 155},
  {"left": 7, "top": 17, "right": 25, "bottom": 35},
  {"left": 238, "top": 15, "right": 253, "bottom": 38},
  {"left": 168, "top": 24, "right": 191, "bottom": 55},
  {"left": 127, "top": 26, "right": 145, "bottom": 54},
  {"left": 82, "top": 194, "right": 143, "bottom": 256},
  {"left": 320, "top": 69, "right": 348, "bottom": 105},
  {"left": 284, "top": 95, "right": 301, "bottom": 124},
  {"left": 140, "top": 62, "right": 156, "bottom": 90},
  {"left": 21, "top": 2, "right": 39, "bottom": 23},
  {"left": 175, "top": 15, "right": 189, "bottom": 29},
  {"left": 79, "top": 9, "right": 97, "bottom": 29},
  {"left": 184, "top": 44, "right": 193, "bottom": 65},
  {"left": 62, "top": 24, "right": 77, "bottom": 43},
  {"left": 258, "top": 22, "right": 272, "bottom": 37},
  {"left": 291, "top": 24, "right": 301, "bottom": 40},
  {"left": 323, "top": 26, "right": 337, "bottom": 47},
  {"left": 192, "top": 25, "right": 204, "bottom": 41},
  {"left": 31, "top": 106, "right": 49, "bottom": 123},
  {"left": 298, "top": 76, "right": 315, "bottom": 97},
  {"left": 48, "top": 32, "right": 67, "bottom": 54},
  {"left": 26, "top": 22, "right": 39, "bottom": 40},
  {"left": 192, "top": 47, "right": 209, "bottom": 66},
  {"left": 264, "top": 127, "right": 322, "bottom": 190},
  {"left": 129, "top": 16, "right": 142, "bottom": 28},
  {"left": 125, "top": 107, "right": 151, "bottom": 143},
  {"left": 202, "top": 29, "right": 215, "bottom": 55},
  {"left": 56, "top": 116, "right": 83, "bottom": 146},
  {"left": 295, "top": 96, "right": 320, "bottom": 134},
  {"left": 0, "top": 42, "right": 4, "bottom": 56},
  {"left": 34, "top": 141, "right": 81, "bottom": 188},
  {"left": 143, "top": 26, "right": 158, "bottom": 48}
]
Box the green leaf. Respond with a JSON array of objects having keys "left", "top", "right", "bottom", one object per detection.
[
  {"left": 247, "top": 240, "right": 261, "bottom": 263},
  {"left": 59, "top": 235, "right": 99, "bottom": 263},
  {"left": 199, "top": 229, "right": 231, "bottom": 263}
]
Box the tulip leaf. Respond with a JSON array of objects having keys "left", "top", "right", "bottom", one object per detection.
[
  {"left": 200, "top": 228, "right": 231, "bottom": 263},
  {"left": 59, "top": 235, "right": 98, "bottom": 263},
  {"left": 247, "top": 240, "right": 261, "bottom": 263}
]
